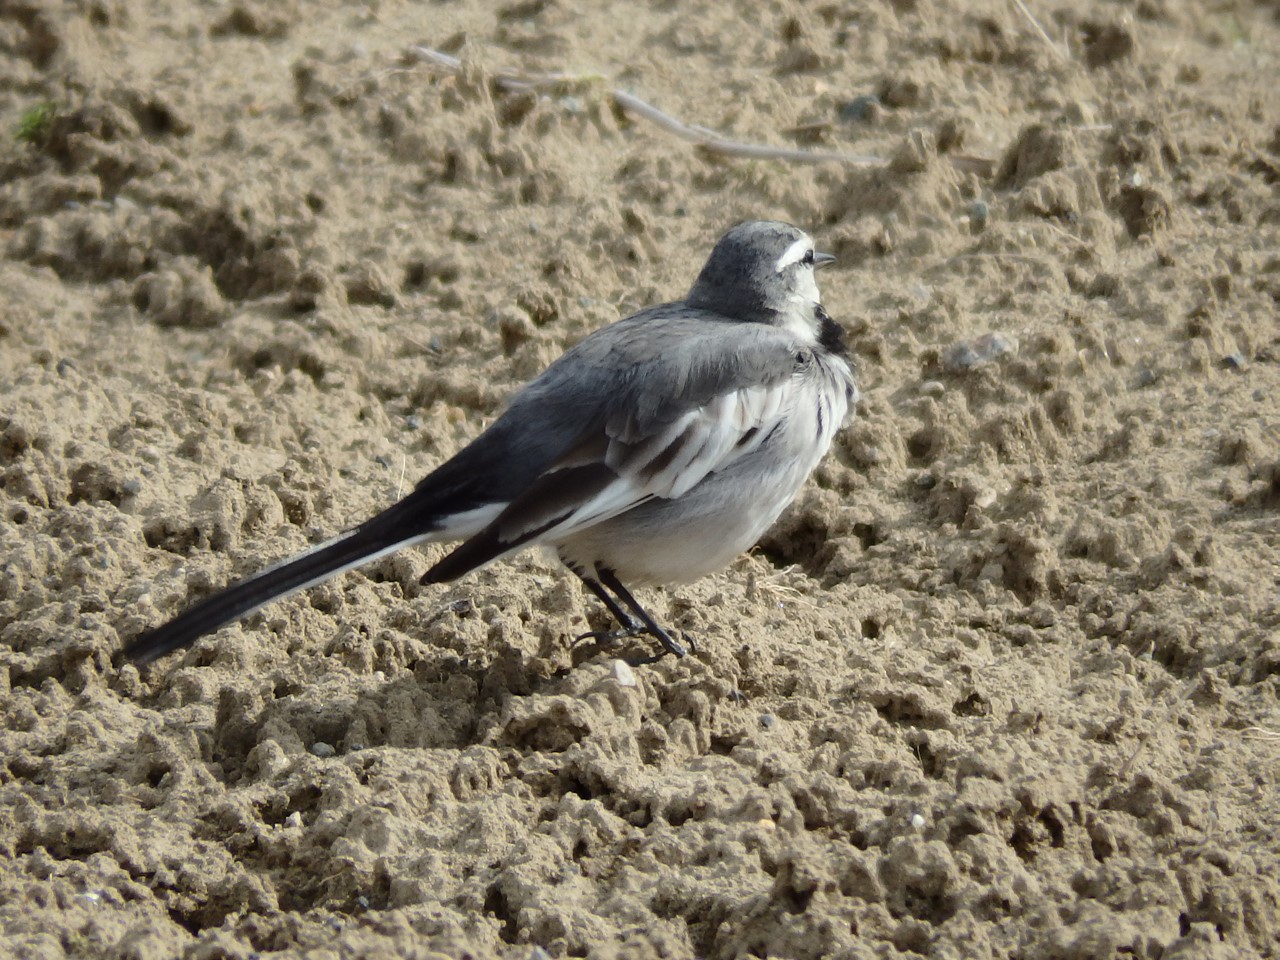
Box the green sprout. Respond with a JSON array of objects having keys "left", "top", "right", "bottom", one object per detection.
[{"left": 15, "top": 101, "right": 57, "bottom": 145}]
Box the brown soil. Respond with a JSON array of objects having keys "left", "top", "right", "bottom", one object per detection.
[{"left": 2, "top": 1, "right": 1278, "bottom": 957}]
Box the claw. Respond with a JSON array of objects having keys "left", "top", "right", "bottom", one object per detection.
[
  {"left": 572, "top": 626, "right": 645, "bottom": 649},
  {"left": 650, "top": 628, "right": 688, "bottom": 659},
  {"left": 571, "top": 624, "right": 687, "bottom": 662},
  {"left": 567, "top": 565, "right": 690, "bottom": 662}
]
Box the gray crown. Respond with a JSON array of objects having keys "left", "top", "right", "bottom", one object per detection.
[{"left": 686, "top": 220, "right": 816, "bottom": 322}]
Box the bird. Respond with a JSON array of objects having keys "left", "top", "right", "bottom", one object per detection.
[{"left": 122, "top": 220, "right": 858, "bottom": 666}]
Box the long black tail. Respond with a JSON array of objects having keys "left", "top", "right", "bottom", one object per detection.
[{"left": 122, "top": 513, "right": 430, "bottom": 665}]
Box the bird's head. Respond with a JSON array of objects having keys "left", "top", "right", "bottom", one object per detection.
[{"left": 686, "top": 220, "right": 835, "bottom": 331}]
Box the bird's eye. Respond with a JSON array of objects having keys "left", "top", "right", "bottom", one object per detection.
[{"left": 801, "top": 249, "right": 815, "bottom": 266}]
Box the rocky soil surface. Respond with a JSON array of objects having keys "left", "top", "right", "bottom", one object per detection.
[{"left": 1, "top": 0, "right": 1278, "bottom": 957}]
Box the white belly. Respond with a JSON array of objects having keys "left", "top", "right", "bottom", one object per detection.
[{"left": 556, "top": 354, "right": 853, "bottom": 585}]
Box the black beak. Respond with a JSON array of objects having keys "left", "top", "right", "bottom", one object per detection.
[{"left": 814, "top": 251, "right": 836, "bottom": 268}]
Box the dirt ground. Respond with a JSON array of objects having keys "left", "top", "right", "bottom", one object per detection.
[{"left": 1, "top": 0, "right": 1278, "bottom": 957}]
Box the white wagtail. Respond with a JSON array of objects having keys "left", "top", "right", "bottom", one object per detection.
[{"left": 123, "top": 220, "right": 858, "bottom": 665}]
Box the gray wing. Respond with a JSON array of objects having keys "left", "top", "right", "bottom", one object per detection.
[{"left": 423, "top": 309, "right": 808, "bottom": 582}]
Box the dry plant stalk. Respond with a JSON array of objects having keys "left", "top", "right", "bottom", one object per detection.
[
  {"left": 408, "top": 45, "right": 888, "bottom": 168},
  {"left": 1010, "top": 0, "right": 1069, "bottom": 61}
]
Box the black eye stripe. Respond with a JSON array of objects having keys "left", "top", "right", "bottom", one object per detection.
[{"left": 801, "top": 249, "right": 815, "bottom": 265}]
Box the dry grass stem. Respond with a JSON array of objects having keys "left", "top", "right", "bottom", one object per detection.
[
  {"left": 1011, "top": 0, "right": 1069, "bottom": 61},
  {"left": 409, "top": 45, "right": 887, "bottom": 168}
]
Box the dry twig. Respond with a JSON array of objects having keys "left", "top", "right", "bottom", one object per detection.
[
  {"left": 1117, "top": 675, "right": 1201, "bottom": 779},
  {"left": 408, "top": 45, "right": 887, "bottom": 168},
  {"left": 1010, "top": 0, "right": 1068, "bottom": 62}
]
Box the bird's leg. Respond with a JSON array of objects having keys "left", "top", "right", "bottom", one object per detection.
[
  {"left": 571, "top": 570, "right": 647, "bottom": 645},
  {"left": 564, "top": 563, "right": 688, "bottom": 662},
  {"left": 594, "top": 567, "right": 689, "bottom": 660}
]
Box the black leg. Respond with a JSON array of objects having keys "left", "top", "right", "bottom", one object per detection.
[
  {"left": 582, "top": 575, "right": 642, "bottom": 632},
  {"left": 575, "top": 572, "right": 646, "bottom": 641},
  {"left": 594, "top": 567, "right": 688, "bottom": 659}
]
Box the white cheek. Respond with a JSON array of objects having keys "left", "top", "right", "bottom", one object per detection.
[{"left": 791, "top": 267, "right": 820, "bottom": 304}]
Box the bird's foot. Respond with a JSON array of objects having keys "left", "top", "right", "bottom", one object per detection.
[
  {"left": 650, "top": 626, "right": 690, "bottom": 659},
  {"left": 573, "top": 625, "right": 645, "bottom": 648},
  {"left": 572, "top": 625, "right": 690, "bottom": 663}
]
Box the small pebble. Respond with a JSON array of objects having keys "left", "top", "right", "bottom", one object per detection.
[
  {"left": 611, "top": 659, "right": 637, "bottom": 688},
  {"left": 911, "top": 813, "right": 926, "bottom": 829},
  {"left": 1135, "top": 367, "right": 1159, "bottom": 388},
  {"left": 760, "top": 713, "right": 777, "bottom": 729},
  {"left": 1222, "top": 352, "right": 1248, "bottom": 371},
  {"left": 310, "top": 741, "right": 336, "bottom": 758},
  {"left": 973, "top": 486, "right": 997, "bottom": 510},
  {"left": 122, "top": 478, "right": 143, "bottom": 496},
  {"left": 967, "top": 200, "right": 989, "bottom": 234},
  {"left": 839, "top": 94, "right": 881, "bottom": 123},
  {"left": 978, "top": 561, "right": 1004, "bottom": 582},
  {"left": 942, "top": 332, "right": 1017, "bottom": 372},
  {"left": 558, "top": 96, "right": 583, "bottom": 114},
  {"left": 405, "top": 414, "right": 422, "bottom": 430},
  {"left": 920, "top": 379, "right": 945, "bottom": 396},
  {"left": 285, "top": 812, "right": 303, "bottom": 829}
]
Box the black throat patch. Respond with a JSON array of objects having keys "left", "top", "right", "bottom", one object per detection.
[{"left": 816, "top": 304, "right": 849, "bottom": 358}]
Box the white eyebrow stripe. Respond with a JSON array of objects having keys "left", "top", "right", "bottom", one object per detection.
[{"left": 774, "top": 236, "right": 812, "bottom": 271}]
